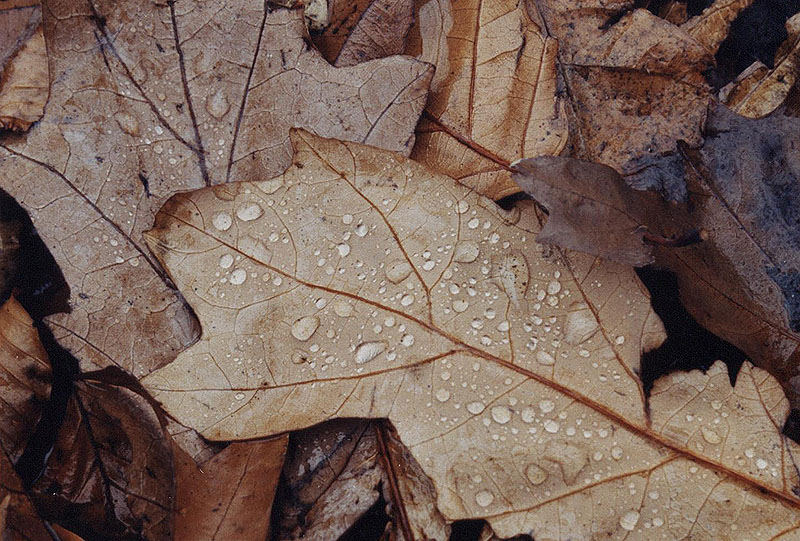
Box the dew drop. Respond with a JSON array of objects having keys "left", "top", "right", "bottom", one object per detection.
[
  {"left": 452, "top": 299, "right": 469, "bottom": 313},
  {"left": 333, "top": 299, "right": 353, "bottom": 317},
  {"left": 206, "top": 89, "right": 230, "bottom": 119},
  {"left": 475, "top": 490, "right": 494, "bottom": 507},
  {"left": 453, "top": 241, "right": 479, "bottom": 263},
  {"left": 342, "top": 214, "right": 353, "bottom": 224},
  {"left": 256, "top": 178, "right": 283, "bottom": 194},
  {"left": 525, "top": 464, "right": 547, "bottom": 485},
  {"left": 115, "top": 112, "right": 140, "bottom": 136},
  {"left": 564, "top": 303, "right": 599, "bottom": 345},
  {"left": 546, "top": 280, "right": 561, "bottom": 295},
  {"left": 496, "top": 320, "right": 510, "bottom": 332},
  {"left": 291, "top": 316, "right": 319, "bottom": 341},
  {"left": 234, "top": 392, "right": 245, "bottom": 400},
  {"left": 422, "top": 260, "right": 435, "bottom": 271},
  {"left": 521, "top": 407, "right": 536, "bottom": 423},
  {"left": 436, "top": 388, "right": 451, "bottom": 402},
  {"left": 611, "top": 446, "right": 623, "bottom": 460},
  {"left": 400, "top": 294, "right": 415, "bottom": 306},
  {"left": 219, "top": 254, "right": 234, "bottom": 269},
  {"left": 543, "top": 420, "right": 560, "bottom": 433},
  {"left": 337, "top": 243, "right": 351, "bottom": 257},
  {"left": 491, "top": 405, "right": 511, "bottom": 424},
  {"left": 229, "top": 269, "right": 247, "bottom": 285},
  {"left": 467, "top": 218, "right": 480, "bottom": 229},
  {"left": 536, "top": 351, "right": 555, "bottom": 366},
  {"left": 354, "top": 341, "right": 386, "bottom": 364},
  {"left": 619, "top": 511, "right": 640, "bottom": 531},
  {"left": 401, "top": 334, "right": 415, "bottom": 347},
  {"left": 701, "top": 427, "right": 721, "bottom": 444},
  {"left": 212, "top": 212, "right": 233, "bottom": 231},
  {"left": 538, "top": 400, "right": 555, "bottom": 413},
  {"left": 456, "top": 200, "right": 469, "bottom": 214},
  {"left": 756, "top": 458, "right": 768, "bottom": 469},
  {"left": 386, "top": 260, "right": 413, "bottom": 283},
  {"left": 466, "top": 401, "right": 485, "bottom": 415},
  {"left": 236, "top": 203, "right": 263, "bottom": 221},
  {"left": 355, "top": 223, "right": 368, "bottom": 237}
]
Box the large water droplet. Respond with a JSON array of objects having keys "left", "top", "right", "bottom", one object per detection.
[
  {"left": 212, "top": 212, "right": 233, "bottom": 231},
  {"left": 490, "top": 405, "right": 511, "bottom": 424},
  {"left": 521, "top": 407, "right": 536, "bottom": 423},
  {"left": 400, "top": 294, "right": 414, "bottom": 306},
  {"left": 539, "top": 400, "right": 554, "bottom": 413},
  {"left": 564, "top": 302, "right": 599, "bottom": 345},
  {"left": 467, "top": 401, "right": 485, "bottom": 415},
  {"left": 333, "top": 299, "right": 353, "bottom": 317},
  {"left": 386, "top": 259, "right": 412, "bottom": 283},
  {"left": 619, "top": 510, "right": 640, "bottom": 531},
  {"left": 546, "top": 280, "right": 562, "bottom": 295},
  {"left": 236, "top": 203, "right": 263, "bottom": 221},
  {"left": 536, "top": 351, "right": 555, "bottom": 366},
  {"left": 337, "top": 243, "right": 351, "bottom": 257},
  {"left": 206, "top": 89, "right": 230, "bottom": 119},
  {"left": 452, "top": 299, "right": 469, "bottom": 313},
  {"left": 355, "top": 341, "right": 386, "bottom": 364},
  {"left": 219, "top": 254, "right": 234, "bottom": 269},
  {"left": 525, "top": 464, "right": 547, "bottom": 485},
  {"left": 436, "top": 388, "right": 451, "bottom": 402},
  {"left": 543, "top": 420, "right": 559, "bottom": 433},
  {"left": 291, "top": 316, "right": 319, "bottom": 341},
  {"left": 492, "top": 251, "right": 529, "bottom": 305},
  {"left": 229, "top": 269, "right": 247, "bottom": 285},
  {"left": 475, "top": 490, "right": 494, "bottom": 507},
  {"left": 453, "top": 241, "right": 479, "bottom": 263},
  {"left": 701, "top": 427, "right": 721, "bottom": 444}
]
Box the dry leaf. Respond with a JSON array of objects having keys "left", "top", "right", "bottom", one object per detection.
[
  {"left": 312, "top": 0, "right": 415, "bottom": 67},
  {"left": 0, "top": 0, "right": 49, "bottom": 132},
  {"left": 0, "top": 450, "right": 50, "bottom": 541},
  {"left": 31, "top": 380, "right": 174, "bottom": 539},
  {"left": 273, "top": 419, "right": 448, "bottom": 540},
  {"left": 720, "top": 13, "right": 800, "bottom": 118},
  {"left": 410, "top": 0, "right": 567, "bottom": 200},
  {"left": 174, "top": 436, "right": 287, "bottom": 541},
  {"left": 0, "top": 1, "right": 431, "bottom": 378},
  {"left": 680, "top": 0, "right": 754, "bottom": 55},
  {"left": 514, "top": 102, "right": 800, "bottom": 408},
  {"left": 141, "top": 131, "right": 800, "bottom": 538},
  {"left": 0, "top": 296, "right": 50, "bottom": 461}
]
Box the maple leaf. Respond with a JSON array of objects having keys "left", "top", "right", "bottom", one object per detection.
[
  {"left": 142, "top": 130, "right": 800, "bottom": 538},
  {"left": 0, "top": 1, "right": 432, "bottom": 378}
]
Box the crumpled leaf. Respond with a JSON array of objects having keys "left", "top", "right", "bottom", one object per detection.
[
  {"left": 0, "top": 1, "right": 431, "bottom": 378},
  {"left": 680, "top": 0, "right": 754, "bottom": 54},
  {"left": 0, "top": 296, "right": 50, "bottom": 461},
  {"left": 30, "top": 379, "right": 174, "bottom": 540},
  {"left": 174, "top": 436, "right": 287, "bottom": 541},
  {"left": 514, "top": 102, "right": 800, "bottom": 407},
  {"left": 142, "top": 130, "right": 800, "bottom": 538},
  {"left": 273, "top": 419, "right": 448, "bottom": 540},
  {"left": 0, "top": 0, "right": 49, "bottom": 132},
  {"left": 311, "top": 0, "right": 415, "bottom": 67},
  {"left": 720, "top": 12, "right": 800, "bottom": 118}
]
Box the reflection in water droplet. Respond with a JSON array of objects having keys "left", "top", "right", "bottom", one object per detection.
[
  {"left": 386, "top": 260, "right": 413, "bottom": 283},
  {"left": 236, "top": 203, "right": 263, "bottom": 221},
  {"left": 355, "top": 341, "right": 386, "bottom": 364},
  {"left": 491, "top": 406, "right": 511, "bottom": 424},
  {"left": 619, "top": 510, "right": 640, "bottom": 531},
  {"left": 475, "top": 490, "right": 494, "bottom": 507},
  {"left": 436, "top": 388, "right": 451, "bottom": 402},
  {"left": 467, "top": 401, "right": 485, "bottom": 415},
  {"left": 291, "top": 316, "right": 319, "bottom": 341}
]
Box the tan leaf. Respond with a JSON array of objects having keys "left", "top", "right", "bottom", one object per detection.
[
  {"left": 0, "top": 296, "right": 51, "bottom": 461},
  {"left": 142, "top": 131, "right": 800, "bottom": 538},
  {"left": 720, "top": 13, "right": 800, "bottom": 118},
  {"left": 174, "top": 435, "right": 287, "bottom": 541},
  {"left": 0, "top": 0, "right": 49, "bottom": 132},
  {"left": 0, "top": 1, "right": 431, "bottom": 377},
  {"left": 410, "top": 0, "right": 567, "bottom": 200},
  {"left": 681, "top": 0, "right": 754, "bottom": 55},
  {"left": 273, "top": 419, "right": 448, "bottom": 540}
]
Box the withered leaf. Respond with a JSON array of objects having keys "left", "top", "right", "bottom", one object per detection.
[
  {"left": 0, "top": 1, "right": 431, "bottom": 378},
  {"left": 0, "top": 0, "right": 49, "bottom": 132},
  {"left": 0, "top": 449, "right": 50, "bottom": 541},
  {"left": 143, "top": 131, "right": 800, "bottom": 538}
]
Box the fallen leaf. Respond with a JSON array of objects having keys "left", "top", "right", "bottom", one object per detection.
[
  {"left": 0, "top": 296, "right": 51, "bottom": 461},
  {"left": 311, "top": 0, "right": 415, "bottom": 67},
  {"left": 273, "top": 419, "right": 448, "bottom": 540},
  {"left": 30, "top": 379, "right": 174, "bottom": 540},
  {"left": 0, "top": 1, "right": 431, "bottom": 378},
  {"left": 142, "top": 130, "right": 800, "bottom": 538},
  {"left": 0, "top": 0, "right": 49, "bottom": 132},
  {"left": 174, "top": 436, "right": 287, "bottom": 541},
  {"left": 720, "top": 13, "right": 800, "bottom": 118},
  {"left": 680, "top": 0, "right": 754, "bottom": 55},
  {"left": 0, "top": 449, "right": 51, "bottom": 541},
  {"left": 514, "top": 102, "right": 800, "bottom": 406},
  {"left": 409, "top": 0, "right": 567, "bottom": 199}
]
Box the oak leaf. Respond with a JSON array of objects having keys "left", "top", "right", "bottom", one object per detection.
[
  {"left": 142, "top": 131, "right": 800, "bottom": 538},
  {"left": 0, "top": 1, "right": 431, "bottom": 378}
]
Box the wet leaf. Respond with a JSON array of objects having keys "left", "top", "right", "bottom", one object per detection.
[
  {"left": 0, "top": 0, "right": 49, "bottom": 132},
  {"left": 142, "top": 131, "right": 800, "bottom": 538},
  {"left": 174, "top": 436, "right": 287, "bottom": 541},
  {"left": 0, "top": 1, "right": 431, "bottom": 378}
]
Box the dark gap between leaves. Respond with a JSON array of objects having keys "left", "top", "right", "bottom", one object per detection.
[
  {"left": 636, "top": 0, "right": 714, "bottom": 17},
  {"left": 337, "top": 487, "right": 390, "bottom": 541},
  {"left": 449, "top": 519, "right": 485, "bottom": 541}
]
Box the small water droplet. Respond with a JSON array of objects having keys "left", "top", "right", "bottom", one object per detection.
[
  {"left": 422, "top": 260, "right": 435, "bottom": 271},
  {"left": 467, "top": 218, "right": 480, "bottom": 229},
  {"left": 456, "top": 200, "right": 469, "bottom": 214},
  {"left": 611, "top": 446, "right": 623, "bottom": 460},
  {"left": 544, "top": 420, "right": 560, "bottom": 433},
  {"left": 401, "top": 334, "right": 415, "bottom": 346},
  {"left": 234, "top": 392, "right": 245, "bottom": 400},
  {"left": 711, "top": 400, "right": 722, "bottom": 410},
  {"left": 236, "top": 203, "right": 263, "bottom": 221},
  {"left": 436, "top": 388, "right": 451, "bottom": 402},
  {"left": 213, "top": 212, "right": 232, "bottom": 231},
  {"left": 496, "top": 320, "right": 510, "bottom": 332},
  {"left": 452, "top": 299, "right": 469, "bottom": 312},
  {"left": 467, "top": 401, "right": 485, "bottom": 414},
  {"left": 342, "top": 214, "right": 353, "bottom": 224},
  {"left": 756, "top": 458, "right": 768, "bottom": 469},
  {"left": 291, "top": 316, "right": 319, "bottom": 341},
  {"left": 355, "top": 223, "right": 368, "bottom": 237},
  {"left": 521, "top": 407, "right": 536, "bottom": 423},
  {"left": 336, "top": 243, "right": 351, "bottom": 257},
  {"left": 386, "top": 260, "right": 413, "bottom": 283},
  {"left": 400, "top": 294, "right": 414, "bottom": 306},
  {"left": 619, "top": 511, "right": 640, "bottom": 531},
  {"left": 491, "top": 405, "right": 511, "bottom": 424},
  {"left": 475, "top": 490, "right": 494, "bottom": 507},
  {"left": 333, "top": 299, "right": 353, "bottom": 317},
  {"left": 355, "top": 341, "right": 386, "bottom": 364}
]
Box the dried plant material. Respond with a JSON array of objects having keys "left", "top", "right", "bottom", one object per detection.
[
  {"left": 0, "top": 448, "right": 50, "bottom": 541},
  {"left": 31, "top": 381, "right": 174, "bottom": 540},
  {"left": 0, "top": 297, "right": 50, "bottom": 461},
  {"left": 720, "top": 13, "right": 800, "bottom": 118},
  {"left": 141, "top": 131, "right": 800, "bottom": 538},
  {"left": 174, "top": 436, "right": 287, "bottom": 541},
  {"left": 0, "top": 1, "right": 49, "bottom": 132},
  {"left": 680, "top": 0, "right": 754, "bottom": 54},
  {"left": 275, "top": 420, "right": 448, "bottom": 540},
  {"left": 410, "top": 0, "right": 567, "bottom": 200},
  {"left": 0, "top": 2, "right": 431, "bottom": 378},
  {"left": 659, "top": 1, "right": 689, "bottom": 25},
  {"left": 313, "top": 0, "right": 415, "bottom": 67}
]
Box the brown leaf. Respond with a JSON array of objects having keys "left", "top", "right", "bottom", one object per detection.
[
  {"left": 312, "top": 0, "right": 415, "bottom": 67},
  {"left": 174, "top": 436, "right": 287, "bottom": 541},
  {"left": 0, "top": 296, "right": 51, "bottom": 461},
  {"left": 0, "top": 1, "right": 431, "bottom": 378},
  {"left": 0, "top": 450, "right": 51, "bottom": 541},
  {"left": 142, "top": 131, "right": 800, "bottom": 538},
  {"left": 0, "top": 0, "right": 49, "bottom": 132},
  {"left": 31, "top": 380, "right": 174, "bottom": 540},
  {"left": 515, "top": 103, "right": 800, "bottom": 408}
]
